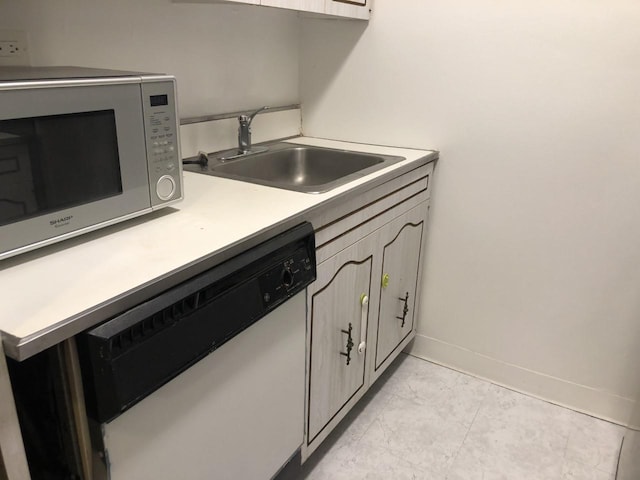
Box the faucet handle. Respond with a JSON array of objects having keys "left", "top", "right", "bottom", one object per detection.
[{"left": 239, "top": 106, "right": 269, "bottom": 126}]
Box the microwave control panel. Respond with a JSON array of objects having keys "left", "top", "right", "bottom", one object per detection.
[{"left": 141, "top": 78, "right": 183, "bottom": 207}]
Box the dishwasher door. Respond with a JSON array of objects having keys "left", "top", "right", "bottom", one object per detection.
[
  {"left": 78, "top": 222, "right": 315, "bottom": 480},
  {"left": 103, "top": 292, "right": 305, "bottom": 480}
]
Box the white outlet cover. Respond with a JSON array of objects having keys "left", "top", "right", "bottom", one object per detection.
[{"left": 0, "top": 30, "right": 30, "bottom": 66}]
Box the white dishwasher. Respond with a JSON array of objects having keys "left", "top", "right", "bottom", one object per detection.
[{"left": 78, "top": 223, "right": 316, "bottom": 480}]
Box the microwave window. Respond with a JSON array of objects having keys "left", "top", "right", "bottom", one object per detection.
[{"left": 0, "top": 110, "right": 123, "bottom": 227}]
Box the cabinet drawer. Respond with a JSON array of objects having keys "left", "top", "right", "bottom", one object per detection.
[
  {"left": 313, "top": 162, "right": 432, "bottom": 251},
  {"left": 315, "top": 191, "right": 427, "bottom": 265}
]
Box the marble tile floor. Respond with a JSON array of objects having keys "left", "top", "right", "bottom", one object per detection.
[{"left": 294, "top": 353, "right": 625, "bottom": 480}]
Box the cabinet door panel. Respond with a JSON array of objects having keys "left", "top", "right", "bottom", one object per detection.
[
  {"left": 307, "top": 241, "right": 372, "bottom": 442},
  {"left": 375, "top": 219, "right": 424, "bottom": 369}
]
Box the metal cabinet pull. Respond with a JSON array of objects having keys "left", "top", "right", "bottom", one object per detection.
[
  {"left": 396, "top": 292, "right": 410, "bottom": 328},
  {"left": 381, "top": 273, "right": 390, "bottom": 289},
  {"left": 340, "top": 323, "right": 354, "bottom": 365}
]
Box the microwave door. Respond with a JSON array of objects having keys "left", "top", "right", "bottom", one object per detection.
[
  {"left": 30, "top": 110, "right": 123, "bottom": 214},
  {"left": 0, "top": 132, "right": 37, "bottom": 225},
  {"left": 0, "top": 111, "right": 124, "bottom": 229}
]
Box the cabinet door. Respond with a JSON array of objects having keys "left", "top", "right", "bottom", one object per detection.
[
  {"left": 375, "top": 214, "right": 424, "bottom": 370},
  {"left": 261, "top": 0, "right": 324, "bottom": 13},
  {"left": 324, "top": 0, "right": 370, "bottom": 19},
  {"left": 307, "top": 239, "right": 372, "bottom": 443}
]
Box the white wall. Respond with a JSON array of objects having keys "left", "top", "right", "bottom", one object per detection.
[
  {"left": 301, "top": 0, "right": 640, "bottom": 423},
  {"left": 3, "top": 0, "right": 640, "bottom": 424},
  {"left": 0, "top": 0, "right": 300, "bottom": 118}
]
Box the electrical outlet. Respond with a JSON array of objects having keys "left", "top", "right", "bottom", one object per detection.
[
  {"left": 0, "top": 41, "right": 21, "bottom": 56},
  {"left": 0, "top": 30, "right": 30, "bottom": 66}
]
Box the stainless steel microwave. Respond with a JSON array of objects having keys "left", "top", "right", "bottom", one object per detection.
[{"left": 0, "top": 66, "right": 183, "bottom": 260}]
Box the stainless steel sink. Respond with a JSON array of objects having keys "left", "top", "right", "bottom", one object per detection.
[{"left": 185, "top": 143, "right": 406, "bottom": 193}]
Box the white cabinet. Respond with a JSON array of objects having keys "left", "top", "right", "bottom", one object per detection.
[
  {"left": 262, "top": 0, "right": 324, "bottom": 14},
  {"left": 303, "top": 162, "right": 433, "bottom": 458},
  {"left": 325, "top": 0, "right": 370, "bottom": 20},
  {"left": 371, "top": 211, "right": 424, "bottom": 380},
  {"left": 307, "top": 238, "right": 373, "bottom": 443},
  {"left": 173, "top": 0, "right": 369, "bottom": 19},
  {"left": 174, "top": 0, "right": 260, "bottom": 4}
]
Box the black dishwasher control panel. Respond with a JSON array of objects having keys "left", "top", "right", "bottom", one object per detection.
[
  {"left": 259, "top": 246, "right": 314, "bottom": 306},
  {"left": 78, "top": 222, "right": 316, "bottom": 423}
]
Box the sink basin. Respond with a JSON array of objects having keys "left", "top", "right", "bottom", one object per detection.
[{"left": 187, "top": 143, "right": 406, "bottom": 193}]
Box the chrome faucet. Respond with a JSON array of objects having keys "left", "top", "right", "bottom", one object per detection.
[
  {"left": 216, "top": 106, "right": 270, "bottom": 161},
  {"left": 238, "top": 106, "right": 269, "bottom": 154}
]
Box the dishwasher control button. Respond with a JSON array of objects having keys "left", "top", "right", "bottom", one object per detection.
[{"left": 282, "top": 268, "right": 294, "bottom": 288}]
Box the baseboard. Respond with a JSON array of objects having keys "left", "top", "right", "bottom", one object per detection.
[{"left": 407, "top": 334, "right": 634, "bottom": 426}]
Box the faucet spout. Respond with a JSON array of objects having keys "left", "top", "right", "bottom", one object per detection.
[{"left": 238, "top": 106, "right": 269, "bottom": 154}]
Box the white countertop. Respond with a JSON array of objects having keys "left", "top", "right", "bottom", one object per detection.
[{"left": 0, "top": 137, "right": 436, "bottom": 359}]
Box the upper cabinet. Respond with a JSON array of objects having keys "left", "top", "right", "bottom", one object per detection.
[
  {"left": 262, "top": 0, "right": 325, "bottom": 14},
  {"left": 174, "top": 0, "right": 370, "bottom": 20},
  {"left": 324, "top": 0, "right": 369, "bottom": 20}
]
